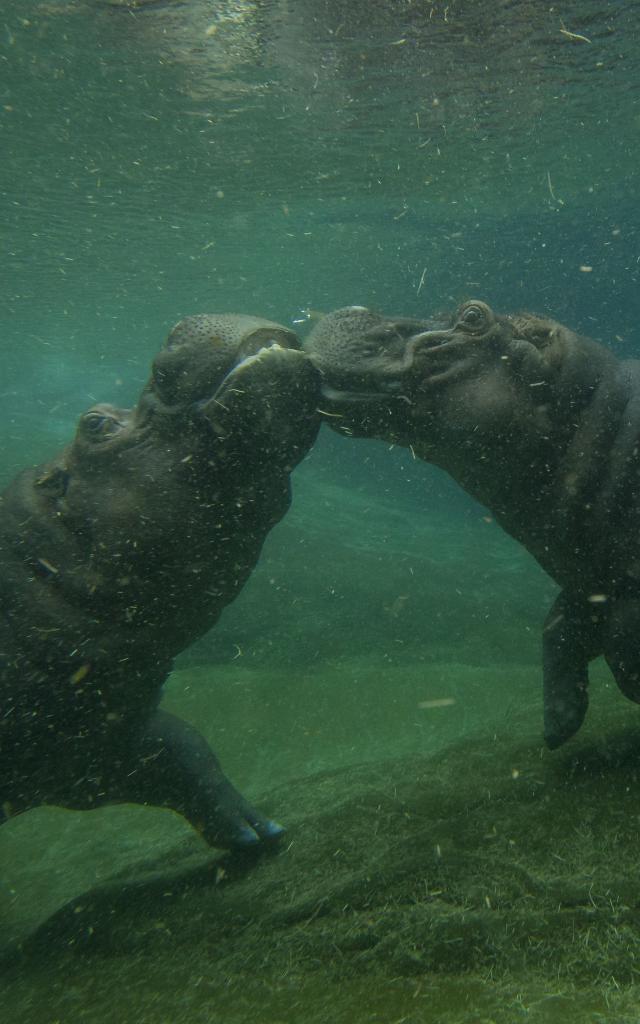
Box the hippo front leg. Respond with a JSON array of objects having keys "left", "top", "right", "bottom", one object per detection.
[
  {"left": 542, "top": 592, "right": 604, "bottom": 749},
  {"left": 118, "top": 710, "right": 284, "bottom": 850}
]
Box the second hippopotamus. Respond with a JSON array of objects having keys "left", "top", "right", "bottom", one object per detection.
[
  {"left": 1, "top": 313, "right": 320, "bottom": 851},
  {"left": 304, "top": 301, "right": 640, "bottom": 749}
]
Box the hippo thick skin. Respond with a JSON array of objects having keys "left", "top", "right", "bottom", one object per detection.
[
  {"left": 305, "top": 301, "right": 640, "bottom": 749},
  {"left": 1, "top": 314, "right": 320, "bottom": 849}
]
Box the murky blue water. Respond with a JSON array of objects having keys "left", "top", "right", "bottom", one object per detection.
[{"left": 3, "top": 2, "right": 640, "bottom": 1021}]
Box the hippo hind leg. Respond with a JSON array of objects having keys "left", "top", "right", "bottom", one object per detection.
[
  {"left": 113, "top": 709, "right": 284, "bottom": 850},
  {"left": 542, "top": 591, "right": 605, "bottom": 749}
]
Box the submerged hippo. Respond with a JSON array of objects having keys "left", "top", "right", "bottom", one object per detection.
[
  {"left": 305, "top": 301, "right": 640, "bottom": 749},
  {"left": 1, "top": 314, "right": 320, "bottom": 849}
]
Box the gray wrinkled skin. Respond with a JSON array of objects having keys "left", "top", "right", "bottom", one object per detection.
[
  {"left": 305, "top": 301, "right": 640, "bottom": 749},
  {"left": 1, "top": 314, "right": 320, "bottom": 850}
]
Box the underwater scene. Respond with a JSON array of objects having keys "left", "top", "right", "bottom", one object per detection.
[{"left": 3, "top": 1, "right": 640, "bottom": 1021}]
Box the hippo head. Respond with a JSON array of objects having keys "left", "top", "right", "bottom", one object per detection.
[
  {"left": 304, "top": 300, "right": 598, "bottom": 450},
  {"left": 68, "top": 313, "right": 321, "bottom": 473},
  {"left": 35, "top": 315, "right": 321, "bottom": 561}
]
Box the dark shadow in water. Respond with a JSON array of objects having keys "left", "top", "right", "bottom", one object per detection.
[{"left": 1, "top": 839, "right": 284, "bottom": 967}]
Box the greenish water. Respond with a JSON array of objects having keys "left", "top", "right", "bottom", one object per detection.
[{"left": 3, "top": 1, "right": 640, "bottom": 1021}]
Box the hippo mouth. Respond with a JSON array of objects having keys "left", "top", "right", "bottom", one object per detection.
[
  {"left": 234, "top": 330, "right": 300, "bottom": 363},
  {"left": 221, "top": 340, "right": 294, "bottom": 381},
  {"left": 197, "top": 337, "right": 320, "bottom": 454},
  {"left": 207, "top": 333, "right": 302, "bottom": 406}
]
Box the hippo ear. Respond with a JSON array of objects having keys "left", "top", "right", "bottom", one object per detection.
[
  {"left": 506, "top": 314, "right": 570, "bottom": 386},
  {"left": 508, "top": 314, "right": 558, "bottom": 350},
  {"left": 508, "top": 314, "right": 575, "bottom": 364}
]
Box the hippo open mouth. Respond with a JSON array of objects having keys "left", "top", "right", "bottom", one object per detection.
[
  {"left": 304, "top": 301, "right": 499, "bottom": 405},
  {"left": 149, "top": 313, "right": 305, "bottom": 413},
  {"left": 216, "top": 336, "right": 298, "bottom": 395},
  {"left": 224, "top": 326, "right": 301, "bottom": 370}
]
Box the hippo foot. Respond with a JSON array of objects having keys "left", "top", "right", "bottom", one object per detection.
[
  {"left": 205, "top": 776, "right": 285, "bottom": 850},
  {"left": 119, "top": 710, "right": 286, "bottom": 853},
  {"left": 544, "top": 694, "right": 588, "bottom": 750}
]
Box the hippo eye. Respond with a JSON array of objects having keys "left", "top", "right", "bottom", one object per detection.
[
  {"left": 81, "top": 412, "right": 121, "bottom": 440},
  {"left": 456, "top": 302, "right": 492, "bottom": 333}
]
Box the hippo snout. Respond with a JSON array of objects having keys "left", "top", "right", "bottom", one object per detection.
[{"left": 403, "top": 327, "right": 455, "bottom": 362}]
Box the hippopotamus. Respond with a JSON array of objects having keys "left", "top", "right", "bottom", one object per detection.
[
  {"left": 1, "top": 314, "right": 320, "bottom": 849},
  {"left": 304, "top": 301, "right": 640, "bottom": 749}
]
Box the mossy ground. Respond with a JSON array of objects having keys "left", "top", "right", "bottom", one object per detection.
[{"left": 3, "top": 655, "right": 640, "bottom": 1023}]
